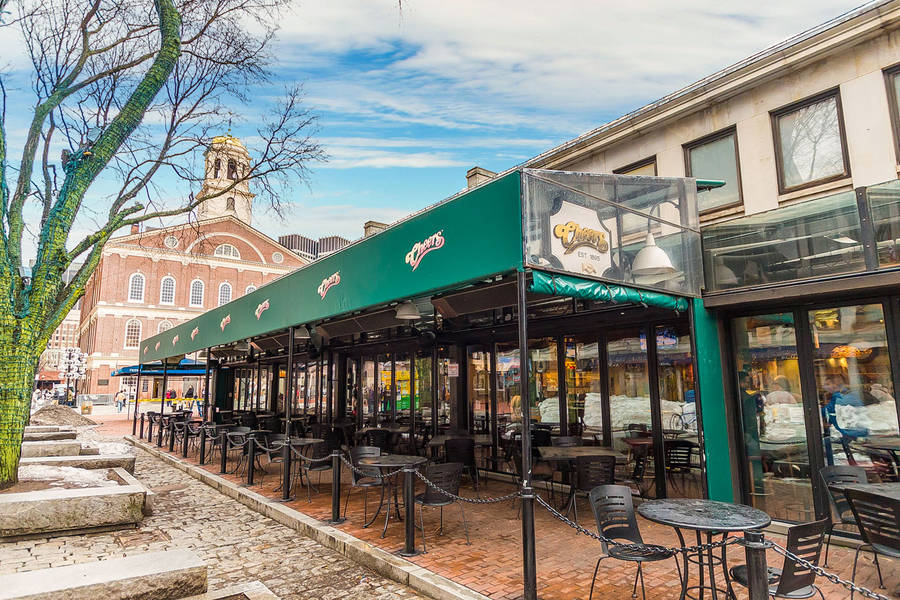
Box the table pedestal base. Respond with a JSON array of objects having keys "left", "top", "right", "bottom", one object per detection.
[{"left": 675, "top": 529, "right": 736, "bottom": 600}]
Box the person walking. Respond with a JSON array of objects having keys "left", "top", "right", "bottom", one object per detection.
[{"left": 114, "top": 389, "right": 126, "bottom": 413}]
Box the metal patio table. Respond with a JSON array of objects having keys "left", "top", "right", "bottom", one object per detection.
[
  {"left": 427, "top": 434, "right": 492, "bottom": 458},
  {"left": 862, "top": 437, "right": 900, "bottom": 471},
  {"left": 828, "top": 481, "right": 900, "bottom": 501},
  {"left": 638, "top": 498, "right": 771, "bottom": 600},
  {"left": 359, "top": 454, "right": 428, "bottom": 539}
]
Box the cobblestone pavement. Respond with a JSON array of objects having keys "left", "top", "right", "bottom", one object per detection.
[{"left": 0, "top": 448, "right": 426, "bottom": 600}]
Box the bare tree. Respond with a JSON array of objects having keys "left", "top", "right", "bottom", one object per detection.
[{"left": 0, "top": 0, "right": 323, "bottom": 487}]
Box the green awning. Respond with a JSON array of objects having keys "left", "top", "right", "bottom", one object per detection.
[{"left": 529, "top": 270, "right": 689, "bottom": 312}]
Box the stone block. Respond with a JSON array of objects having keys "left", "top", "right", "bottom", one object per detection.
[
  {"left": 20, "top": 441, "right": 82, "bottom": 458},
  {"left": 183, "top": 581, "right": 279, "bottom": 600},
  {"left": 0, "top": 549, "right": 207, "bottom": 600},
  {"left": 22, "top": 431, "right": 77, "bottom": 442},
  {"left": 79, "top": 445, "right": 100, "bottom": 455},
  {"left": 18, "top": 454, "right": 136, "bottom": 474},
  {"left": 23, "top": 426, "right": 61, "bottom": 433}
]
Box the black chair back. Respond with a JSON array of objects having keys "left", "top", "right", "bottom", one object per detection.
[
  {"left": 310, "top": 423, "right": 331, "bottom": 439},
  {"left": 258, "top": 415, "right": 279, "bottom": 432},
  {"left": 421, "top": 462, "right": 463, "bottom": 505},
  {"left": 575, "top": 455, "right": 616, "bottom": 492},
  {"left": 846, "top": 487, "right": 900, "bottom": 552},
  {"left": 444, "top": 437, "right": 476, "bottom": 468},
  {"left": 773, "top": 519, "right": 828, "bottom": 597},
  {"left": 323, "top": 430, "right": 342, "bottom": 453},
  {"left": 664, "top": 439, "right": 694, "bottom": 471},
  {"left": 588, "top": 484, "right": 642, "bottom": 554},
  {"left": 236, "top": 412, "right": 258, "bottom": 429},
  {"left": 349, "top": 446, "right": 382, "bottom": 483},
  {"left": 531, "top": 429, "right": 552, "bottom": 457},
  {"left": 819, "top": 465, "right": 867, "bottom": 522},
  {"left": 552, "top": 436, "right": 583, "bottom": 447},
  {"left": 364, "top": 428, "right": 392, "bottom": 452}
]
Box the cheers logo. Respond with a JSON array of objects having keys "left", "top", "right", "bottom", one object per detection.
[
  {"left": 255, "top": 299, "right": 270, "bottom": 320},
  {"left": 318, "top": 272, "right": 340, "bottom": 299},
  {"left": 191, "top": 327, "right": 199, "bottom": 340},
  {"left": 172, "top": 334, "right": 179, "bottom": 346},
  {"left": 552, "top": 222, "right": 609, "bottom": 255},
  {"left": 405, "top": 231, "right": 444, "bottom": 271},
  {"left": 220, "top": 314, "right": 231, "bottom": 331},
  {"left": 154, "top": 341, "right": 160, "bottom": 351}
]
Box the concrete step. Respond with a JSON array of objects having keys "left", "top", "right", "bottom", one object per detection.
[
  {"left": 0, "top": 549, "right": 207, "bottom": 600},
  {"left": 22, "top": 431, "right": 77, "bottom": 442},
  {"left": 19, "top": 454, "right": 136, "bottom": 473},
  {"left": 20, "top": 441, "right": 81, "bottom": 458},
  {"left": 23, "top": 426, "right": 64, "bottom": 433}
]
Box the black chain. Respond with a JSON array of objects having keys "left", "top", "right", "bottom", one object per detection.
[
  {"left": 534, "top": 494, "right": 737, "bottom": 555},
  {"left": 770, "top": 542, "right": 891, "bottom": 600},
  {"left": 412, "top": 469, "right": 524, "bottom": 504},
  {"left": 338, "top": 454, "right": 406, "bottom": 479},
  {"left": 288, "top": 448, "right": 333, "bottom": 464}
]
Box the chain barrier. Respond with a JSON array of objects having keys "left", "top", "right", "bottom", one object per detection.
[
  {"left": 411, "top": 468, "right": 525, "bottom": 504},
  {"left": 534, "top": 494, "right": 737, "bottom": 556},
  {"left": 337, "top": 454, "right": 407, "bottom": 480},
  {"left": 770, "top": 542, "right": 890, "bottom": 600}
]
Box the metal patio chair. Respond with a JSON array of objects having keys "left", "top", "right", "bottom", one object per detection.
[
  {"left": 846, "top": 487, "right": 900, "bottom": 598},
  {"left": 344, "top": 446, "right": 385, "bottom": 523},
  {"left": 415, "top": 462, "right": 470, "bottom": 552},
  {"left": 565, "top": 454, "right": 616, "bottom": 524},
  {"left": 730, "top": 518, "right": 829, "bottom": 599},
  {"left": 588, "top": 484, "right": 678, "bottom": 600},
  {"left": 444, "top": 437, "right": 479, "bottom": 490},
  {"left": 819, "top": 465, "right": 867, "bottom": 566}
]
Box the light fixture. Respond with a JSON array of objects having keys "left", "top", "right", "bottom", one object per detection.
[
  {"left": 295, "top": 324, "right": 311, "bottom": 339},
  {"left": 395, "top": 301, "right": 421, "bottom": 320},
  {"left": 828, "top": 234, "right": 858, "bottom": 245},
  {"left": 631, "top": 232, "right": 676, "bottom": 276}
]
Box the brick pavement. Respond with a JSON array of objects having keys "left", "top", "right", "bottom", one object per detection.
[
  {"left": 0, "top": 444, "right": 426, "bottom": 600},
  {"left": 103, "top": 411, "right": 898, "bottom": 600}
]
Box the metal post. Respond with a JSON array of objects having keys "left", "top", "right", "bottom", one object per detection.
[
  {"left": 400, "top": 466, "right": 420, "bottom": 556},
  {"left": 282, "top": 327, "right": 295, "bottom": 501},
  {"left": 182, "top": 413, "right": 190, "bottom": 457},
  {"left": 489, "top": 345, "right": 499, "bottom": 471},
  {"left": 742, "top": 530, "right": 770, "bottom": 600},
  {"left": 220, "top": 428, "right": 229, "bottom": 473},
  {"left": 246, "top": 435, "right": 256, "bottom": 485},
  {"left": 140, "top": 413, "right": 145, "bottom": 439},
  {"left": 147, "top": 413, "right": 153, "bottom": 441},
  {"left": 158, "top": 361, "right": 168, "bottom": 447},
  {"left": 199, "top": 423, "right": 207, "bottom": 464},
  {"left": 132, "top": 367, "right": 142, "bottom": 436},
  {"left": 409, "top": 352, "right": 416, "bottom": 454},
  {"left": 168, "top": 412, "right": 177, "bottom": 452},
  {"left": 431, "top": 346, "right": 439, "bottom": 438},
  {"left": 329, "top": 450, "right": 344, "bottom": 524},
  {"left": 203, "top": 349, "right": 211, "bottom": 420},
  {"left": 517, "top": 269, "right": 538, "bottom": 600}
]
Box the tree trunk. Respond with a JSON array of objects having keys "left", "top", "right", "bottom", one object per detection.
[{"left": 0, "top": 351, "right": 38, "bottom": 489}]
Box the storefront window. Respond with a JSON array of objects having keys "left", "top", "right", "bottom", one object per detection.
[
  {"left": 809, "top": 304, "right": 899, "bottom": 476},
  {"left": 530, "top": 338, "right": 559, "bottom": 429},
  {"left": 395, "top": 355, "right": 411, "bottom": 419},
  {"left": 865, "top": 179, "right": 900, "bottom": 268},
  {"left": 496, "top": 342, "right": 521, "bottom": 474},
  {"left": 361, "top": 359, "right": 376, "bottom": 425},
  {"left": 468, "top": 347, "right": 491, "bottom": 434},
  {"left": 732, "top": 313, "right": 812, "bottom": 522},
  {"left": 565, "top": 336, "right": 600, "bottom": 438},
  {"left": 415, "top": 351, "right": 432, "bottom": 423},
  {"left": 436, "top": 347, "right": 455, "bottom": 429},
  {"left": 306, "top": 362, "right": 319, "bottom": 420},
  {"left": 377, "top": 354, "right": 392, "bottom": 421}
]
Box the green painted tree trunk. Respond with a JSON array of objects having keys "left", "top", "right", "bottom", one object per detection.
[{"left": 0, "top": 346, "right": 40, "bottom": 488}]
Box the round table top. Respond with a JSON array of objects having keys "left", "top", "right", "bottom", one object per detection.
[
  {"left": 359, "top": 454, "right": 428, "bottom": 468},
  {"left": 291, "top": 437, "right": 325, "bottom": 446},
  {"left": 637, "top": 499, "right": 771, "bottom": 532},
  {"left": 863, "top": 437, "right": 900, "bottom": 451}
]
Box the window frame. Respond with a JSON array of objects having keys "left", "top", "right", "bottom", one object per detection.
[
  {"left": 612, "top": 155, "right": 657, "bottom": 176},
  {"left": 189, "top": 279, "right": 205, "bottom": 307},
  {"left": 159, "top": 275, "right": 176, "bottom": 305},
  {"left": 245, "top": 285, "right": 257, "bottom": 295},
  {"left": 214, "top": 243, "right": 241, "bottom": 259},
  {"left": 683, "top": 126, "right": 744, "bottom": 215},
  {"left": 883, "top": 64, "right": 900, "bottom": 165},
  {"left": 770, "top": 88, "right": 851, "bottom": 195},
  {"left": 127, "top": 273, "right": 145, "bottom": 302},
  {"left": 218, "top": 282, "right": 232, "bottom": 306},
  {"left": 124, "top": 318, "right": 142, "bottom": 349},
  {"left": 158, "top": 320, "right": 173, "bottom": 334}
]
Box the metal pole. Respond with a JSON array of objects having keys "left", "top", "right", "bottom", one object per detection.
[
  {"left": 282, "top": 327, "right": 295, "bottom": 501},
  {"left": 221, "top": 427, "right": 229, "bottom": 473},
  {"left": 329, "top": 450, "right": 344, "bottom": 524},
  {"left": 246, "top": 435, "right": 256, "bottom": 485},
  {"left": 199, "top": 422, "right": 207, "bottom": 464},
  {"left": 158, "top": 362, "right": 168, "bottom": 447},
  {"left": 517, "top": 269, "right": 538, "bottom": 600},
  {"left": 742, "top": 530, "right": 770, "bottom": 600},
  {"left": 182, "top": 410, "right": 190, "bottom": 457},
  {"left": 400, "top": 466, "right": 420, "bottom": 556},
  {"left": 431, "top": 346, "right": 439, "bottom": 438},
  {"left": 409, "top": 352, "right": 416, "bottom": 454},
  {"left": 132, "top": 367, "right": 141, "bottom": 436},
  {"left": 203, "top": 349, "right": 211, "bottom": 420},
  {"left": 140, "top": 413, "right": 145, "bottom": 439}
]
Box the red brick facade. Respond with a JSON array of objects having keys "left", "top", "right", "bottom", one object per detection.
[{"left": 78, "top": 216, "right": 305, "bottom": 396}]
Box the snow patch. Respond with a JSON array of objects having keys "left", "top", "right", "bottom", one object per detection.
[
  {"left": 98, "top": 442, "right": 134, "bottom": 456},
  {"left": 17, "top": 465, "right": 118, "bottom": 488}
]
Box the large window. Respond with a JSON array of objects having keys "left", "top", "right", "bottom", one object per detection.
[
  {"left": 157, "top": 320, "right": 173, "bottom": 334},
  {"left": 218, "top": 282, "right": 232, "bottom": 306},
  {"left": 614, "top": 157, "right": 658, "bottom": 235},
  {"left": 190, "top": 279, "right": 204, "bottom": 306},
  {"left": 159, "top": 276, "right": 175, "bottom": 304},
  {"left": 772, "top": 90, "right": 849, "bottom": 193},
  {"left": 214, "top": 243, "right": 241, "bottom": 259},
  {"left": 685, "top": 128, "right": 742, "bottom": 213},
  {"left": 124, "top": 318, "right": 142, "bottom": 349},
  {"left": 127, "top": 273, "right": 144, "bottom": 302}
]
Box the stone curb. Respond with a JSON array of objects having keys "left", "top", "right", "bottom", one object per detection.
[{"left": 126, "top": 436, "right": 490, "bottom": 600}]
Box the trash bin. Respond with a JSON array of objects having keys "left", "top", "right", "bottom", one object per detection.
[{"left": 80, "top": 401, "right": 93, "bottom": 415}]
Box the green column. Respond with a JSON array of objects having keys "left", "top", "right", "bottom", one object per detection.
[{"left": 691, "top": 298, "right": 734, "bottom": 502}]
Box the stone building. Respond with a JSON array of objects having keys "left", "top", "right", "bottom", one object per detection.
[{"left": 77, "top": 136, "right": 305, "bottom": 397}]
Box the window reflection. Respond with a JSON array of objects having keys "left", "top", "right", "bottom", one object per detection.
[
  {"left": 565, "top": 337, "right": 600, "bottom": 438},
  {"left": 775, "top": 93, "right": 847, "bottom": 190}
]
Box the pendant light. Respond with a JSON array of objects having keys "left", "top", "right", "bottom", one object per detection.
[
  {"left": 295, "top": 324, "right": 311, "bottom": 339},
  {"left": 395, "top": 301, "right": 421, "bottom": 320},
  {"left": 631, "top": 232, "right": 676, "bottom": 276}
]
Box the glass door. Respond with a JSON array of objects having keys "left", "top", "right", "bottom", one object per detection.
[
  {"left": 565, "top": 336, "right": 601, "bottom": 440},
  {"left": 360, "top": 358, "right": 376, "bottom": 426},
  {"left": 468, "top": 346, "right": 491, "bottom": 434}
]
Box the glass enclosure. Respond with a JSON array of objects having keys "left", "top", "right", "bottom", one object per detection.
[
  {"left": 523, "top": 169, "right": 703, "bottom": 297},
  {"left": 866, "top": 179, "right": 900, "bottom": 268}
]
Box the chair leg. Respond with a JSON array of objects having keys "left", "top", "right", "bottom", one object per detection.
[
  {"left": 418, "top": 504, "right": 427, "bottom": 553},
  {"left": 638, "top": 563, "right": 647, "bottom": 600},
  {"left": 824, "top": 531, "right": 832, "bottom": 567},
  {"left": 873, "top": 551, "right": 885, "bottom": 588},
  {"left": 631, "top": 564, "right": 640, "bottom": 599},
  {"left": 850, "top": 544, "right": 865, "bottom": 600},
  {"left": 458, "top": 502, "right": 470, "bottom": 545},
  {"left": 343, "top": 485, "right": 353, "bottom": 518},
  {"left": 589, "top": 556, "right": 606, "bottom": 600}
]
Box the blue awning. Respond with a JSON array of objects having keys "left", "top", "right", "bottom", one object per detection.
[{"left": 112, "top": 358, "right": 205, "bottom": 377}]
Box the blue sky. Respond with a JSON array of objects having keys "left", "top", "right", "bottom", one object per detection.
[{"left": 3, "top": 0, "right": 871, "bottom": 254}]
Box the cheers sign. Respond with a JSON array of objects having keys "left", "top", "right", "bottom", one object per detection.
[
  {"left": 552, "top": 221, "right": 609, "bottom": 255},
  {"left": 405, "top": 231, "right": 444, "bottom": 271},
  {"left": 318, "top": 272, "right": 340, "bottom": 299}
]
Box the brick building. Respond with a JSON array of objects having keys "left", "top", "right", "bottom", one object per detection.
[{"left": 77, "top": 136, "right": 306, "bottom": 397}]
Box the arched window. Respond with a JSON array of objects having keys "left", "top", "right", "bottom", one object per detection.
[
  {"left": 226, "top": 197, "right": 236, "bottom": 211},
  {"left": 245, "top": 285, "right": 257, "bottom": 295},
  {"left": 124, "top": 319, "right": 142, "bottom": 349},
  {"left": 218, "top": 282, "right": 232, "bottom": 306},
  {"left": 128, "top": 273, "right": 144, "bottom": 302},
  {"left": 158, "top": 320, "right": 173, "bottom": 334},
  {"left": 190, "top": 280, "right": 204, "bottom": 307},
  {"left": 214, "top": 243, "right": 240, "bottom": 259},
  {"left": 213, "top": 158, "right": 221, "bottom": 178},
  {"left": 159, "top": 276, "right": 175, "bottom": 304},
  {"left": 227, "top": 159, "right": 237, "bottom": 180}
]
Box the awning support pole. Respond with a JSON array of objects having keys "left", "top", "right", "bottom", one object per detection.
[
  {"left": 517, "top": 269, "right": 538, "bottom": 600},
  {"left": 132, "top": 366, "right": 141, "bottom": 436},
  {"left": 283, "top": 327, "right": 295, "bottom": 501},
  {"left": 203, "top": 351, "right": 211, "bottom": 421},
  {"left": 158, "top": 361, "right": 168, "bottom": 447}
]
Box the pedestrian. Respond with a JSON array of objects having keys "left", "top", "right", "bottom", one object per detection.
[{"left": 114, "top": 389, "right": 126, "bottom": 413}]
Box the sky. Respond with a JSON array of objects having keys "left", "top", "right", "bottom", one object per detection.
[{"left": 2, "top": 0, "right": 873, "bottom": 256}]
